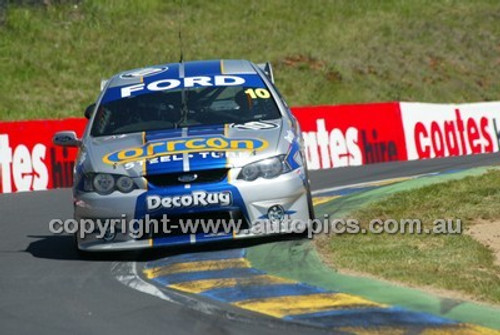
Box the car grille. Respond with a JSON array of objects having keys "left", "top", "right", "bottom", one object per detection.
[
  {"left": 146, "top": 168, "right": 228, "bottom": 187},
  {"left": 136, "top": 210, "right": 249, "bottom": 239}
]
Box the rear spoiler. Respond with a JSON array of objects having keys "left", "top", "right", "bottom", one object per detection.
[{"left": 257, "top": 62, "right": 274, "bottom": 84}]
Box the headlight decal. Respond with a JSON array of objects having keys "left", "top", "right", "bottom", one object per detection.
[
  {"left": 237, "top": 155, "right": 292, "bottom": 181},
  {"left": 116, "top": 176, "right": 135, "bottom": 193},
  {"left": 236, "top": 135, "right": 302, "bottom": 182},
  {"left": 93, "top": 173, "right": 115, "bottom": 194},
  {"left": 78, "top": 173, "right": 138, "bottom": 194}
]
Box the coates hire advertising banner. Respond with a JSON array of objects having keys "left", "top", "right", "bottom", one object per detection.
[
  {"left": 1, "top": 101, "right": 500, "bottom": 193},
  {"left": 399, "top": 102, "right": 500, "bottom": 160},
  {"left": 293, "top": 102, "right": 408, "bottom": 170},
  {"left": 0, "top": 118, "right": 86, "bottom": 193}
]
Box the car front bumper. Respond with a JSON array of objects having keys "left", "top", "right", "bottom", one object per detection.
[{"left": 74, "top": 167, "right": 311, "bottom": 251}]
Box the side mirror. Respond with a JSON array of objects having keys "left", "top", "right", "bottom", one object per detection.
[
  {"left": 84, "top": 103, "right": 96, "bottom": 119},
  {"left": 53, "top": 131, "right": 81, "bottom": 147}
]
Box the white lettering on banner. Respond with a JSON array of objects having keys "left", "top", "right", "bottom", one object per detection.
[
  {"left": 120, "top": 75, "right": 246, "bottom": 98},
  {"left": 400, "top": 102, "right": 500, "bottom": 160},
  {"left": 32, "top": 144, "right": 49, "bottom": 191},
  {"left": 0, "top": 135, "right": 13, "bottom": 193},
  {"left": 302, "top": 119, "right": 362, "bottom": 170},
  {"left": 0, "top": 134, "right": 49, "bottom": 193},
  {"left": 12, "top": 145, "right": 32, "bottom": 191}
]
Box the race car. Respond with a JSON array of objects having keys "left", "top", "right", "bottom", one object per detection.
[{"left": 53, "top": 59, "right": 314, "bottom": 251}]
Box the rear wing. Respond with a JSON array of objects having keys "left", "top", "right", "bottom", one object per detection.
[{"left": 257, "top": 62, "right": 275, "bottom": 84}]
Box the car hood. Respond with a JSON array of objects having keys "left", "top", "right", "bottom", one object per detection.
[{"left": 80, "top": 120, "right": 290, "bottom": 177}]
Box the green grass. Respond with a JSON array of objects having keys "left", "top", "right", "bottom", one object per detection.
[
  {"left": 1, "top": 0, "right": 500, "bottom": 120},
  {"left": 316, "top": 170, "right": 500, "bottom": 304}
]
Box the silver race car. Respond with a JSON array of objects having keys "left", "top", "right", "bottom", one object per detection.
[{"left": 54, "top": 59, "right": 314, "bottom": 251}]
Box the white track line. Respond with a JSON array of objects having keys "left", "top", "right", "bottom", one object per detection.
[{"left": 112, "top": 261, "right": 175, "bottom": 303}]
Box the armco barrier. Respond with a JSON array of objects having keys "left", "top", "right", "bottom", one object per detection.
[{"left": 1, "top": 101, "right": 499, "bottom": 193}]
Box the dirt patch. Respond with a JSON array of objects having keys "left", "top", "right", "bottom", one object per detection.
[
  {"left": 467, "top": 220, "right": 500, "bottom": 266},
  {"left": 279, "top": 54, "right": 343, "bottom": 83},
  {"left": 281, "top": 54, "right": 326, "bottom": 70}
]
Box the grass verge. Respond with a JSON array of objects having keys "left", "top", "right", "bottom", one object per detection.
[
  {"left": 315, "top": 169, "right": 500, "bottom": 304},
  {"left": 1, "top": 0, "right": 500, "bottom": 120}
]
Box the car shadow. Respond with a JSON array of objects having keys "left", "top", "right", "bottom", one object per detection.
[{"left": 25, "top": 234, "right": 305, "bottom": 262}]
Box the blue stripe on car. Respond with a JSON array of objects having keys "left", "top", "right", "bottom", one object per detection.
[{"left": 184, "top": 60, "right": 222, "bottom": 77}]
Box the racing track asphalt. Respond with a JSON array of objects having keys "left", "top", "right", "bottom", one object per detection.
[{"left": 1, "top": 153, "right": 500, "bottom": 335}]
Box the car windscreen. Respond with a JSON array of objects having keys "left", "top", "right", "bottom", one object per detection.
[{"left": 90, "top": 84, "right": 281, "bottom": 137}]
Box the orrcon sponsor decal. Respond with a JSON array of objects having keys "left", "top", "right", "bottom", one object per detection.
[
  {"left": 292, "top": 103, "right": 407, "bottom": 170},
  {"left": 400, "top": 102, "right": 500, "bottom": 160},
  {"left": 103, "top": 136, "right": 268, "bottom": 165}
]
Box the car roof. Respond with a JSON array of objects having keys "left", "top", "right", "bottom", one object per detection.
[{"left": 106, "top": 59, "right": 258, "bottom": 89}]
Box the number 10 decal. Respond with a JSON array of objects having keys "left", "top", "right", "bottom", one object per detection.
[{"left": 244, "top": 88, "right": 271, "bottom": 99}]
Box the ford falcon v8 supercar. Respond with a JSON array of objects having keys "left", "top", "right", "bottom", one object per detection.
[{"left": 54, "top": 59, "right": 314, "bottom": 251}]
